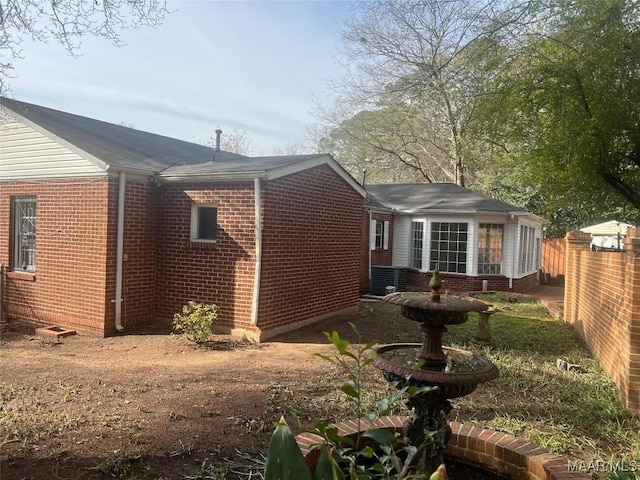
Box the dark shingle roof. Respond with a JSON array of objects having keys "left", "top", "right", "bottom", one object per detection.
[
  {"left": 1, "top": 97, "right": 310, "bottom": 174},
  {"left": 366, "top": 183, "right": 528, "bottom": 214},
  {"left": 161, "top": 154, "right": 328, "bottom": 177}
]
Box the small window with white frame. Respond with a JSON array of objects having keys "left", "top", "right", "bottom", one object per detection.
[
  {"left": 12, "top": 197, "right": 37, "bottom": 272},
  {"left": 190, "top": 204, "right": 217, "bottom": 242},
  {"left": 370, "top": 219, "right": 389, "bottom": 250}
]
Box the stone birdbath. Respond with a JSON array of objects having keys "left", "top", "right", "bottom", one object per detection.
[{"left": 373, "top": 270, "right": 499, "bottom": 475}]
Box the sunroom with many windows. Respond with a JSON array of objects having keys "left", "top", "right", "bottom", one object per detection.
[{"left": 365, "top": 183, "right": 544, "bottom": 293}]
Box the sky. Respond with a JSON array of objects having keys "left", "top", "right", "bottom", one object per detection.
[{"left": 4, "top": 0, "right": 353, "bottom": 155}]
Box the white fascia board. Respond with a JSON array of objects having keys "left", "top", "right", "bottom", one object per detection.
[
  {"left": 508, "top": 211, "right": 545, "bottom": 223},
  {"left": 406, "top": 208, "right": 543, "bottom": 223},
  {"left": 3, "top": 106, "right": 110, "bottom": 172},
  {"left": 0, "top": 171, "right": 109, "bottom": 181},
  {"left": 408, "top": 208, "right": 479, "bottom": 215},
  {"left": 365, "top": 205, "right": 396, "bottom": 214},
  {"left": 107, "top": 166, "right": 160, "bottom": 178},
  {"left": 157, "top": 171, "right": 268, "bottom": 184},
  {"left": 266, "top": 154, "right": 366, "bottom": 197},
  {"left": 106, "top": 169, "right": 151, "bottom": 182}
]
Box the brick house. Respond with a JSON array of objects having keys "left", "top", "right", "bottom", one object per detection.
[
  {"left": 362, "top": 183, "right": 545, "bottom": 294},
  {"left": 0, "top": 97, "right": 365, "bottom": 341}
]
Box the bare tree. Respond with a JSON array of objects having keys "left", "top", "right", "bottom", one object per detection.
[
  {"left": 321, "top": 0, "right": 511, "bottom": 186},
  {"left": 0, "top": 0, "right": 168, "bottom": 90}
]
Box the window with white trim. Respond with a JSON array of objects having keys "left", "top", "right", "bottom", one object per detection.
[
  {"left": 410, "top": 221, "right": 424, "bottom": 269},
  {"left": 429, "top": 222, "right": 468, "bottom": 273},
  {"left": 518, "top": 225, "right": 536, "bottom": 274},
  {"left": 478, "top": 223, "right": 504, "bottom": 274},
  {"left": 191, "top": 204, "right": 217, "bottom": 242},
  {"left": 13, "top": 197, "right": 37, "bottom": 272},
  {"left": 370, "top": 219, "right": 389, "bottom": 250}
]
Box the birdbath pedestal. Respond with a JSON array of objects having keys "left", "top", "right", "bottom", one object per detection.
[{"left": 471, "top": 306, "right": 496, "bottom": 347}]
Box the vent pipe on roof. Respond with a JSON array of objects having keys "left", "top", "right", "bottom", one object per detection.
[{"left": 215, "top": 128, "right": 222, "bottom": 151}]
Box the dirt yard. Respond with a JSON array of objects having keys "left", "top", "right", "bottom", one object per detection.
[{"left": 0, "top": 301, "right": 417, "bottom": 480}]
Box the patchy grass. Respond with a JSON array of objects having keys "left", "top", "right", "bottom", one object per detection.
[
  {"left": 258, "top": 299, "right": 639, "bottom": 477},
  {"left": 404, "top": 299, "right": 638, "bottom": 472},
  {"left": 0, "top": 380, "right": 87, "bottom": 449}
]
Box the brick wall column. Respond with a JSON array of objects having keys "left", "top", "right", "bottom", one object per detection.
[
  {"left": 564, "top": 231, "right": 591, "bottom": 322},
  {"left": 623, "top": 228, "right": 640, "bottom": 413}
]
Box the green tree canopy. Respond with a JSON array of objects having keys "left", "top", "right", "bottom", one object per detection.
[
  {"left": 322, "top": 0, "right": 640, "bottom": 234},
  {"left": 475, "top": 0, "right": 640, "bottom": 232}
]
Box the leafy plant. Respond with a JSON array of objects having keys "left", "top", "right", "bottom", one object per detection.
[
  {"left": 172, "top": 301, "right": 218, "bottom": 344},
  {"left": 264, "top": 324, "right": 443, "bottom": 480},
  {"left": 604, "top": 472, "right": 638, "bottom": 480}
]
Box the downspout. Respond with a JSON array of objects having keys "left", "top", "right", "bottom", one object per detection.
[
  {"left": 509, "top": 215, "right": 516, "bottom": 290},
  {"left": 114, "top": 171, "right": 126, "bottom": 332},
  {"left": 250, "top": 177, "right": 262, "bottom": 325},
  {"left": 368, "top": 209, "right": 373, "bottom": 282}
]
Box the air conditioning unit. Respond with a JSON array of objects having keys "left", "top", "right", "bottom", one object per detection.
[{"left": 371, "top": 266, "right": 407, "bottom": 296}]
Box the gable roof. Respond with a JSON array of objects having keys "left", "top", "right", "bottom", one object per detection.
[
  {"left": 366, "top": 183, "right": 531, "bottom": 215},
  {"left": 581, "top": 220, "right": 635, "bottom": 235},
  {"left": 0, "top": 97, "right": 365, "bottom": 195},
  {"left": 1, "top": 96, "right": 246, "bottom": 172}
]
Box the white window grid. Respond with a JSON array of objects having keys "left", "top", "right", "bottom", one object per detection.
[
  {"left": 411, "top": 221, "right": 424, "bottom": 270},
  {"left": 429, "top": 222, "right": 468, "bottom": 274},
  {"left": 478, "top": 223, "right": 504, "bottom": 274}
]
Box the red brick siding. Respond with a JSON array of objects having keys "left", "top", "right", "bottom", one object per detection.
[
  {"left": 119, "top": 179, "right": 157, "bottom": 330},
  {"left": 154, "top": 182, "right": 257, "bottom": 332},
  {"left": 258, "top": 165, "right": 362, "bottom": 332},
  {"left": 0, "top": 178, "right": 110, "bottom": 335},
  {"left": 564, "top": 229, "right": 640, "bottom": 414}
]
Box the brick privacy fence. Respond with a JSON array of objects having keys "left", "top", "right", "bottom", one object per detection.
[
  {"left": 564, "top": 229, "right": 640, "bottom": 414},
  {"left": 296, "top": 416, "right": 590, "bottom": 480}
]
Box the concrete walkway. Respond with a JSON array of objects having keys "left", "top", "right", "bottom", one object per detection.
[{"left": 526, "top": 282, "right": 565, "bottom": 318}]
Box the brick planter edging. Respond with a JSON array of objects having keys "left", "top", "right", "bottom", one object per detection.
[{"left": 296, "top": 416, "right": 590, "bottom": 480}]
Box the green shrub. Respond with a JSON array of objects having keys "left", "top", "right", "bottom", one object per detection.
[
  {"left": 264, "top": 325, "right": 442, "bottom": 480},
  {"left": 172, "top": 301, "right": 218, "bottom": 343}
]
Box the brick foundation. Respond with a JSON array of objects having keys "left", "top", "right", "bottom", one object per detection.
[
  {"left": 296, "top": 416, "right": 590, "bottom": 480},
  {"left": 406, "top": 270, "right": 538, "bottom": 294}
]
